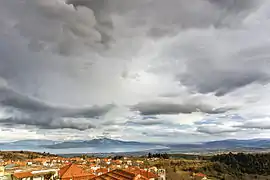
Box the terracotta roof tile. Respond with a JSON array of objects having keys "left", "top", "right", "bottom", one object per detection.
[
  {"left": 59, "top": 164, "right": 94, "bottom": 179},
  {"left": 91, "top": 169, "right": 156, "bottom": 180},
  {"left": 13, "top": 172, "right": 33, "bottom": 178},
  {"left": 196, "top": 173, "right": 206, "bottom": 177},
  {"left": 126, "top": 168, "right": 158, "bottom": 179},
  {"left": 96, "top": 168, "right": 109, "bottom": 174}
]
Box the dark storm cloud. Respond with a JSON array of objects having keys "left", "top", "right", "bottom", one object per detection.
[
  {"left": 132, "top": 101, "right": 231, "bottom": 116},
  {"left": 0, "top": 87, "right": 54, "bottom": 112},
  {"left": 126, "top": 119, "right": 165, "bottom": 126},
  {"left": 67, "top": 0, "right": 108, "bottom": 11},
  {"left": 0, "top": 117, "right": 96, "bottom": 131},
  {"left": 107, "top": 0, "right": 262, "bottom": 37},
  {"left": 126, "top": 117, "right": 192, "bottom": 127},
  {"left": 67, "top": 0, "right": 113, "bottom": 44},
  {"left": 0, "top": 86, "right": 114, "bottom": 116},
  {"left": 197, "top": 126, "right": 239, "bottom": 135},
  {"left": 0, "top": 86, "right": 113, "bottom": 130},
  {"left": 0, "top": 0, "right": 109, "bottom": 57},
  {"left": 209, "top": 0, "right": 259, "bottom": 10},
  {"left": 179, "top": 66, "right": 269, "bottom": 96},
  {"left": 100, "top": 114, "right": 170, "bottom": 127},
  {"left": 208, "top": 0, "right": 264, "bottom": 29},
  {"left": 67, "top": 105, "right": 114, "bottom": 118}
]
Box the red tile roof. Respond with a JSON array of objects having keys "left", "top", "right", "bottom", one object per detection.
[
  {"left": 96, "top": 168, "right": 109, "bottom": 175},
  {"left": 126, "top": 167, "right": 159, "bottom": 179},
  {"left": 91, "top": 169, "right": 136, "bottom": 180},
  {"left": 196, "top": 173, "right": 206, "bottom": 177},
  {"left": 13, "top": 172, "right": 33, "bottom": 179},
  {"left": 13, "top": 170, "right": 56, "bottom": 179},
  {"left": 91, "top": 169, "right": 157, "bottom": 180},
  {"left": 59, "top": 164, "right": 95, "bottom": 180}
]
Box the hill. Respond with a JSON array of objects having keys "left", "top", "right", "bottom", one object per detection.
[
  {"left": 150, "top": 152, "right": 270, "bottom": 180},
  {"left": 0, "top": 151, "right": 59, "bottom": 160},
  {"left": 1, "top": 138, "right": 270, "bottom": 154},
  {"left": 42, "top": 138, "right": 151, "bottom": 149}
]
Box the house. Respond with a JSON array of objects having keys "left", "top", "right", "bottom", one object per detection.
[
  {"left": 13, "top": 171, "right": 33, "bottom": 180},
  {"left": 0, "top": 166, "right": 4, "bottom": 177},
  {"left": 126, "top": 161, "right": 132, "bottom": 166},
  {"left": 26, "top": 162, "right": 32, "bottom": 166},
  {"left": 92, "top": 169, "right": 159, "bottom": 180},
  {"left": 148, "top": 167, "right": 157, "bottom": 173},
  {"left": 194, "top": 173, "right": 207, "bottom": 180},
  {"left": 126, "top": 167, "right": 159, "bottom": 180},
  {"left": 157, "top": 169, "right": 166, "bottom": 180},
  {"left": 94, "top": 168, "right": 108, "bottom": 176},
  {"left": 59, "top": 164, "right": 95, "bottom": 180},
  {"left": 0, "top": 166, "right": 8, "bottom": 180},
  {"left": 12, "top": 169, "right": 57, "bottom": 180},
  {"left": 91, "top": 169, "right": 146, "bottom": 180},
  {"left": 89, "top": 166, "right": 99, "bottom": 171},
  {"left": 31, "top": 169, "right": 58, "bottom": 180}
]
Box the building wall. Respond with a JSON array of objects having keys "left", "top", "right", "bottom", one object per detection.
[
  {"left": 22, "top": 177, "right": 33, "bottom": 180},
  {"left": 0, "top": 175, "right": 9, "bottom": 180},
  {"left": 33, "top": 176, "right": 45, "bottom": 180},
  {"left": 157, "top": 169, "right": 166, "bottom": 180},
  {"left": 0, "top": 166, "right": 4, "bottom": 177},
  {"left": 12, "top": 174, "right": 54, "bottom": 180},
  {"left": 1, "top": 174, "right": 11, "bottom": 180}
]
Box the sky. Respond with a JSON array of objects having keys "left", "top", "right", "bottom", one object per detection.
[{"left": 1, "top": 0, "right": 270, "bottom": 143}]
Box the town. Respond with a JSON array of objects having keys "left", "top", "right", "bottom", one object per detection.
[{"left": 0, "top": 151, "right": 209, "bottom": 180}]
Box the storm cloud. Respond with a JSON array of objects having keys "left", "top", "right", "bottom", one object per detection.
[
  {"left": 0, "top": 0, "right": 270, "bottom": 142},
  {"left": 132, "top": 101, "right": 230, "bottom": 115},
  {"left": 0, "top": 86, "right": 114, "bottom": 130},
  {"left": 197, "top": 125, "right": 239, "bottom": 135},
  {"left": 67, "top": 0, "right": 113, "bottom": 45},
  {"left": 235, "top": 118, "right": 270, "bottom": 130}
]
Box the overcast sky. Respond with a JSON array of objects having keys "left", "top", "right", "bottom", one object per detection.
[{"left": 1, "top": 0, "right": 270, "bottom": 143}]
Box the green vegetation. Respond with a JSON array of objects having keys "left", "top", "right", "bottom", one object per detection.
[
  {"left": 112, "top": 155, "right": 124, "bottom": 160},
  {"left": 147, "top": 153, "right": 170, "bottom": 159},
  {"left": 147, "top": 152, "right": 270, "bottom": 180},
  {"left": 206, "top": 152, "right": 270, "bottom": 179},
  {"left": 0, "top": 151, "right": 58, "bottom": 160}
]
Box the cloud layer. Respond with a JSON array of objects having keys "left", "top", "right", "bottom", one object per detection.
[{"left": 0, "top": 0, "right": 270, "bottom": 142}]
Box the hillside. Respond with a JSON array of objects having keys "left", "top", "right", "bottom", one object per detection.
[
  {"left": 1, "top": 138, "right": 270, "bottom": 154},
  {"left": 0, "top": 151, "right": 58, "bottom": 160},
  {"left": 146, "top": 152, "right": 270, "bottom": 180}
]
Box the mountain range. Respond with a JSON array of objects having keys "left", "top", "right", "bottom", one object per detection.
[
  {"left": 41, "top": 138, "right": 158, "bottom": 149},
  {"left": 1, "top": 138, "right": 270, "bottom": 154}
]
